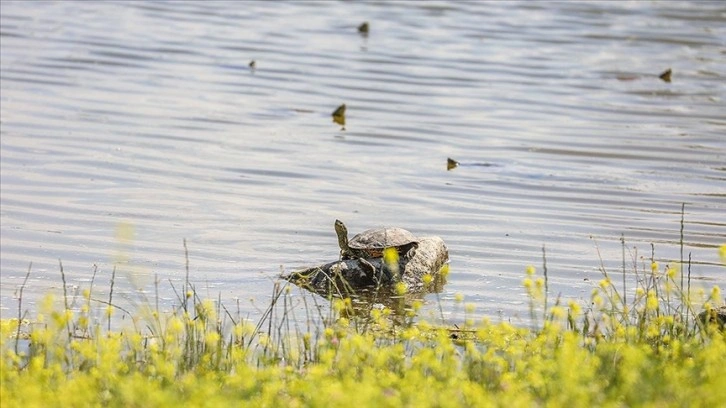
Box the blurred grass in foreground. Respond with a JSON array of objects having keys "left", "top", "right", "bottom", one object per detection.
[{"left": 1, "top": 244, "right": 725, "bottom": 407}]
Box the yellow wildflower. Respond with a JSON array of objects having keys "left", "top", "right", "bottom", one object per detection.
[
  {"left": 568, "top": 300, "right": 581, "bottom": 316},
  {"left": 422, "top": 274, "right": 433, "bottom": 285},
  {"left": 439, "top": 264, "right": 450, "bottom": 278},
  {"left": 710, "top": 286, "right": 721, "bottom": 302},
  {"left": 646, "top": 291, "right": 659, "bottom": 311}
]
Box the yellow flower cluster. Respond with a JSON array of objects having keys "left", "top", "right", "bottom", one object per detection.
[
  {"left": 2, "top": 288, "right": 723, "bottom": 407},
  {"left": 1, "top": 246, "right": 725, "bottom": 407}
]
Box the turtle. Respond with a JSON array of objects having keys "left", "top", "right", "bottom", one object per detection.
[
  {"left": 334, "top": 219, "right": 418, "bottom": 261},
  {"left": 285, "top": 234, "right": 449, "bottom": 295}
]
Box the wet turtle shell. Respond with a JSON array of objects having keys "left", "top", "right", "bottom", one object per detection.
[{"left": 335, "top": 220, "right": 418, "bottom": 259}]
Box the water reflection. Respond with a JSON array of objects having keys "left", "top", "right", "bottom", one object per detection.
[{"left": 287, "top": 268, "right": 448, "bottom": 323}]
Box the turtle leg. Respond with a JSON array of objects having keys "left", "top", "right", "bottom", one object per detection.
[
  {"left": 377, "top": 257, "right": 399, "bottom": 284},
  {"left": 308, "top": 267, "right": 330, "bottom": 289},
  {"left": 383, "top": 259, "right": 401, "bottom": 283},
  {"left": 358, "top": 258, "right": 384, "bottom": 284}
]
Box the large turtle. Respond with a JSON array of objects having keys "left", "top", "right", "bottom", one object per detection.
[
  {"left": 285, "top": 234, "right": 449, "bottom": 297},
  {"left": 334, "top": 219, "right": 418, "bottom": 261}
]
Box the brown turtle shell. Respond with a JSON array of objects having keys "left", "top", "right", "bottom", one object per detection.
[{"left": 348, "top": 227, "right": 418, "bottom": 256}]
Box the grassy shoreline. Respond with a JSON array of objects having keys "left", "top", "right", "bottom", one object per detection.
[{"left": 2, "top": 245, "right": 725, "bottom": 407}]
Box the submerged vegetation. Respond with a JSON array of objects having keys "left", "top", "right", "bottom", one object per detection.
[{"left": 1, "top": 244, "right": 725, "bottom": 407}]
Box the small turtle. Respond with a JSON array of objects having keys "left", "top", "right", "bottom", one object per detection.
[{"left": 334, "top": 219, "right": 418, "bottom": 261}]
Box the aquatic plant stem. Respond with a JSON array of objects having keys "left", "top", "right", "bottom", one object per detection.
[
  {"left": 58, "top": 259, "right": 72, "bottom": 339},
  {"left": 679, "top": 203, "right": 685, "bottom": 301},
  {"left": 686, "top": 252, "right": 692, "bottom": 329},
  {"left": 184, "top": 238, "right": 190, "bottom": 314},
  {"left": 650, "top": 244, "right": 659, "bottom": 318},
  {"left": 108, "top": 266, "right": 116, "bottom": 332},
  {"left": 14, "top": 262, "right": 32, "bottom": 355},
  {"left": 621, "top": 234, "right": 626, "bottom": 307},
  {"left": 542, "top": 245, "right": 549, "bottom": 320},
  {"left": 85, "top": 265, "right": 98, "bottom": 338}
]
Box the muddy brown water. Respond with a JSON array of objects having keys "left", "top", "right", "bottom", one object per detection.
[{"left": 1, "top": 1, "right": 724, "bottom": 325}]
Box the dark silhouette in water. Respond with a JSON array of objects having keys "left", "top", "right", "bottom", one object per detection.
[{"left": 284, "top": 236, "right": 449, "bottom": 298}]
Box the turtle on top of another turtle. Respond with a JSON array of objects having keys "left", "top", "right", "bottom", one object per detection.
[
  {"left": 334, "top": 219, "right": 418, "bottom": 261},
  {"left": 284, "top": 220, "right": 449, "bottom": 298}
]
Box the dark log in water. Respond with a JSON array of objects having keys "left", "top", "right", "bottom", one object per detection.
[{"left": 284, "top": 236, "right": 449, "bottom": 298}]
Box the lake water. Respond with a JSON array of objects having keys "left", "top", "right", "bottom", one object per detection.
[{"left": 1, "top": 1, "right": 724, "bottom": 325}]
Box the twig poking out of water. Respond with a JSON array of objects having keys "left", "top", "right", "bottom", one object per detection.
[
  {"left": 15, "top": 262, "right": 32, "bottom": 354},
  {"left": 184, "top": 238, "right": 190, "bottom": 314},
  {"left": 59, "top": 259, "right": 72, "bottom": 338},
  {"left": 650, "top": 243, "right": 659, "bottom": 317},
  {"left": 542, "top": 245, "right": 549, "bottom": 317},
  {"left": 83, "top": 265, "right": 98, "bottom": 338},
  {"left": 679, "top": 203, "right": 685, "bottom": 298},
  {"left": 59, "top": 259, "right": 69, "bottom": 310},
  {"left": 108, "top": 265, "right": 116, "bottom": 332},
  {"left": 248, "top": 281, "right": 286, "bottom": 349},
  {"left": 621, "top": 234, "right": 626, "bottom": 306},
  {"left": 687, "top": 252, "right": 692, "bottom": 328},
  {"left": 358, "top": 22, "right": 369, "bottom": 35},
  {"left": 154, "top": 273, "right": 160, "bottom": 319}
]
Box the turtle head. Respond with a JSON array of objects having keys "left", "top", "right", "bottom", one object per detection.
[{"left": 334, "top": 219, "right": 349, "bottom": 252}]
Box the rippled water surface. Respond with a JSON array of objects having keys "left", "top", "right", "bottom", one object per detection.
[{"left": 1, "top": 1, "right": 725, "bottom": 323}]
